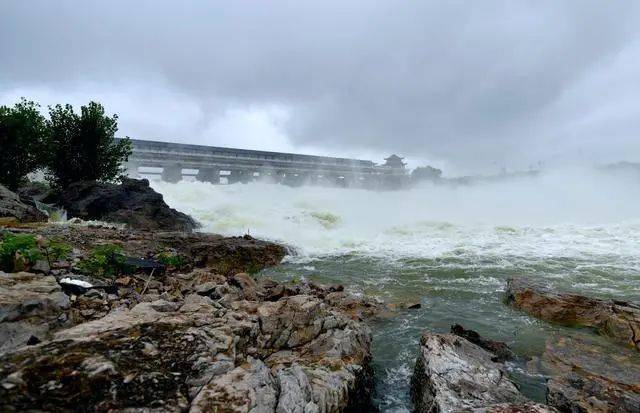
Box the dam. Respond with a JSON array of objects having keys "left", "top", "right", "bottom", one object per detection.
[{"left": 124, "top": 138, "right": 408, "bottom": 189}]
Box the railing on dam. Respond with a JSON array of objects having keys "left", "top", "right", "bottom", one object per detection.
[{"left": 122, "top": 138, "right": 407, "bottom": 188}]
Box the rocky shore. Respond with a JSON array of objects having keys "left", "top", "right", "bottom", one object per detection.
[
  {"left": 1, "top": 274, "right": 377, "bottom": 412},
  {"left": 1, "top": 181, "right": 383, "bottom": 412},
  {"left": 505, "top": 277, "right": 640, "bottom": 412},
  {"left": 0, "top": 224, "right": 382, "bottom": 412},
  {"left": 2, "top": 181, "right": 640, "bottom": 412},
  {"left": 406, "top": 277, "right": 640, "bottom": 412}
]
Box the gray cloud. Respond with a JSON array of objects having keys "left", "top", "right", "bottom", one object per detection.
[{"left": 1, "top": 1, "right": 639, "bottom": 173}]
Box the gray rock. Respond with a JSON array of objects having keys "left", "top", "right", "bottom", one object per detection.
[
  {"left": 0, "top": 279, "right": 374, "bottom": 412},
  {"left": 84, "top": 289, "right": 105, "bottom": 299},
  {"left": 190, "top": 357, "right": 279, "bottom": 413},
  {"left": 0, "top": 184, "right": 47, "bottom": 223},
  {"left": 0, "top": 272, "right": 70, "bottom": 354},
  {"left": 468, "top": 402, "right": 557, "bottom": 412},
  {"left": 30, "top": 260, "right": 50, "bottom": 274},
  {"left": 411, "top": 332, "right": 529, "bottom": 412},
  {"left": 274, "top": 364, "right": 316, "bottom": 413},
  {"left": 195, "top": 281, "right": 218, "bottom": 296}
]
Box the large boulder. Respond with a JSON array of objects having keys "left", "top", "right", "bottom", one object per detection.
[
  {"left": 505, "top": 277, "right": 640, "bottom": 351},
  {"left": 0, "top": 272, "right": 70, "bottom": 354},
  {"left": 0, "top": 278, "right": 374, "bottom": 411},
  {"left": 542, "top": 335, "right": 640, "bottom": 412},
  {"left": 52, "top": 178, "right": 198, "bottom": 231},
  {"left": 0, "top": 184, "right": 47, "bottom": 223},
  {"left": 410, "top": 332, "right": 551, "bottom": 412}
]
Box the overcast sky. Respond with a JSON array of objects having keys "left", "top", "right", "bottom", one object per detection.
[{"left": 1, "top": 1, "right": 639, "bottom": 174}]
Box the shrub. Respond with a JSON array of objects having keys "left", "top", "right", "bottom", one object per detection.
[
  {"left": 77, "top": 244, "right": 133, "bottom": 278},
  {"left": 0, "top": 233, "right": 72, "bottom": 272},
  {"left": 40, "top": 238, "right": 72, "bottom": 268},
  {"left": 156, "top": 252, "right": 189, "bottom": 270},
  {"left": 0, "top": 233, "right": 42, "bottom": 272},
  {"left": 0, "top": 99, "right": 49, "bottom": 190},
  {"left": 46, "top": 102, "right": 132, "bottom": 189}
]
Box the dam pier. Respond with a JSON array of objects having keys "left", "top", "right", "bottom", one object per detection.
[{"left": 123, "top": 139, "right": 408, "bottom": 189}]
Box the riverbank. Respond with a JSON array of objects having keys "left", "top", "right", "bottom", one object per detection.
[
  {"left": 2, "top": 222, "right": 639, "bottom": 412},
  {"left": 0, "top": 222, "right": 384, "bottom": 411},
  {"left": 2, "top": 179, "right": 640, "bottom": 411}
]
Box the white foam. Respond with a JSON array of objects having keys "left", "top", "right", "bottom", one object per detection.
[{"left": 150, "top": 167, "right": 640, "bottom": 268}]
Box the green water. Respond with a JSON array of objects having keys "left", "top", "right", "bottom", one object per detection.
[
  {"left": 262, "top": 254, "right": 640, "bottom": 412},
  {"left": 152, "top": 179, "right": 640, "bottom": 411}
]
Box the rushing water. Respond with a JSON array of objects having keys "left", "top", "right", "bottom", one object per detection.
[{"left": 151, "top": 168, "right": 640, "bottom": 412}]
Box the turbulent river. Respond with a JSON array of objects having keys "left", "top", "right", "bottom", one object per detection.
[{"left": 152, "top": 168, "right": 640, "bottom": 412}]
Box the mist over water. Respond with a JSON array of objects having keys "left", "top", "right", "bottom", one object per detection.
[
  {"left": 151, "top": 167, "right": 640, "bottom": 412},
  {"left": 152, "top": 167, "right": 640, "bottom": 261}
]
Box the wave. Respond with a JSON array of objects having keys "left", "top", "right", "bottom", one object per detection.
[{"left": 150, "top": 166, "right": 640, "bottom": 263}]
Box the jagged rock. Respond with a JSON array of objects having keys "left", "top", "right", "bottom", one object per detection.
[
  {"left": 0, "top": 272, "right": 70, "bottom": 354},
  {"left": 67, "top": 293, "right": 116, "bottom": 324},
  {"left": 0, "top": 184, "right": 47, "bottom": 223},
  {"left": 541, "top": 335, "right": 640, "bottom": 413},
  {"left": 0, "top": 284, "right": 374, "bottom": 411},
  {"left": 231, "top": 272, "right": 264, "bottom": 301},
  {"left": 265, "top": 282, "right": 286, "bottom": 301},
  {"left": 468, "top": 402, "right": 557, "bottom": 412},
  {"left": 195, "top": 281, "right": 219, "bottom": 296},
  {"left": 190, "top": 356, "right": 279, "bottom": 412},
  {"left": 411, "top": 332, "right": 529, "bottom": 412},
  {"left": 320, "top": 289, "right": 384, "bottom": 321},
  {"left": 29, "top": 259, "right": 50, "bottom": 274},
  {"left": 505, "top": 277, "right": 640, "bottom": 351},
  {"left": 51, "top": 178, "right": 199, "bottom": 231},
  {"left": 451, "top": 324, "right": 516, "bottom": 362}
]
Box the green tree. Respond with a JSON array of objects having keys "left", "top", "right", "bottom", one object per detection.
[
  {"left": 0, "top": 99, "right": 48, "bottom": 190},
  {"left": 411, "top": 165, "right": 443, "bottom": 182},
  {"left": 46, "top": 102, "right": 132, "bottom": 188}
]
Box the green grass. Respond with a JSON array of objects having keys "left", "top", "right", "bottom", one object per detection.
[
  {"left": 156, "top": 252, "right": 189, "bottom": 269},
  {"left": 77, "top": 244, "right": 133, "bottom": 278}
]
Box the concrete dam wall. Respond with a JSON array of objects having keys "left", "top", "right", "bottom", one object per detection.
[{"left": 123, "top": 139, "right": 408, "bottom": 189}]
